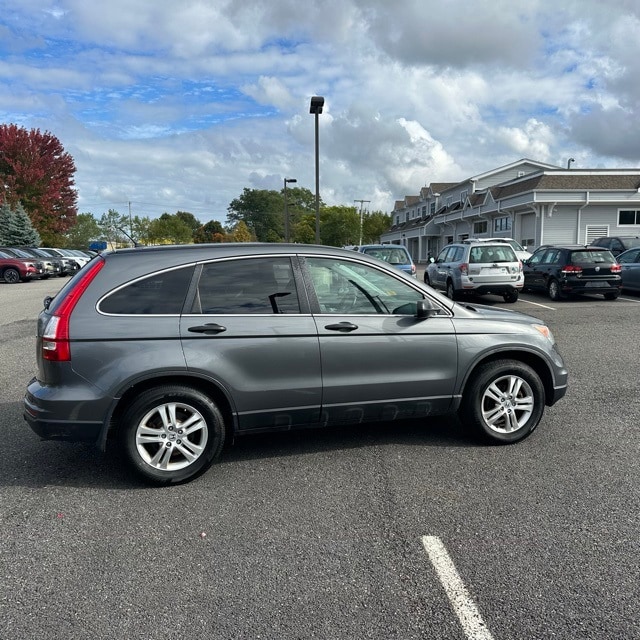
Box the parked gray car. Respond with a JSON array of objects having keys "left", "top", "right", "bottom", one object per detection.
[
  {"left": 617, "top": 247, "right": 640, "bottom": 292},
  {"left": 24, "top": 244, "right": 567, "bottom": 484}
]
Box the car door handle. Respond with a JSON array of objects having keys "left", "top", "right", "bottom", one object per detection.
[
  {"left": 325, "top": 322, "right": 358, "bottom": 332},
  {"left": 187, "top": 323, "right": 227, "bottom": 334}
]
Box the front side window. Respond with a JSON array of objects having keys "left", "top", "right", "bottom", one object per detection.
[
  {"left": 193, "top": 257, "right": 300, "bottom": 315},
  {"left": 99, "top": 266, "right": 195, "bottom": 315},
  {"left": 306, "top": 257, "right": 423, "bottom": 315}
]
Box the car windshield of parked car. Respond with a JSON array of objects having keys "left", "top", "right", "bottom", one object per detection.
[
  {"left": 306, "top": 257, "right": 424, "bottom": 315},
  {"left": 361, "top": 247, "right": 409, "bottom": 265}
]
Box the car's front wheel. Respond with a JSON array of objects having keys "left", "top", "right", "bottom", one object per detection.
[
  {"left": 119, "top": 386, "right": 226, "bottom": 484},
  {"left": 3, "top": 268, "right": 20, "bottom": 284},
  {"left": 459, "top": 359, "right": 545, "bottom": 444}
]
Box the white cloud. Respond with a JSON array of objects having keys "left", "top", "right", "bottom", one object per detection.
[{"left": 1, "top": 0, "right": 640, "bottom": 223}]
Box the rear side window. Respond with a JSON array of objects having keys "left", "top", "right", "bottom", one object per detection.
[
  {"left": 192, "top": 257, "right": 300, "bottom": 314},
  {"left": 99, "top": 266, "right": 195, "bottom": 315},
  {"left": 362, "top": 247, "right": 410, "bottom": 264}
]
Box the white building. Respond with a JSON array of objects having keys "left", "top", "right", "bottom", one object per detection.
[{"left": 381, "top": 158, "right": 640, "bottom": 263}]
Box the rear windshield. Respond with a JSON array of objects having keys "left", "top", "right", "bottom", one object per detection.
[
  {"left": 622, "top": 238, "right": 640, "bottom": 249},
  {"left": 361, "top": 247, "right": 410, "bottom": 264},
  {"left": 469, "top": 246, "right": 517, "bottom": 263},
  {"left": 571, "top": 250, "right": 615, "bottom": 264}
]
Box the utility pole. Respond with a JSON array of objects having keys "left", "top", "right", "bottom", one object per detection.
[{"left": 354, "top": 199, "right": 370, "bottom": 247}]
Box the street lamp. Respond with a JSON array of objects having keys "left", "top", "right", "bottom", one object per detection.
[
  {"left": 309, "top": 96, "right": 324, "bottom": 243},
  {"left": 283, "top": 177, "right": 297, "bottom": 242}
]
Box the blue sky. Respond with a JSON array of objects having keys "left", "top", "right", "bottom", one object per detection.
[{"left": 1, "top": 0, "right": 639, "bottom": 224}]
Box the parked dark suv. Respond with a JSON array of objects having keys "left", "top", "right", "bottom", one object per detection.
[
  {"left": 590, "top": 236, "right": 640, "bottom": 256},
  {"left": 24, "top": 244, "right": 568, "bottom": 484},
  {"left": 523, "top": 245, "right": 622, "bottom": 300}
]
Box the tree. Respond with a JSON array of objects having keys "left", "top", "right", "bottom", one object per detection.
[
  {"left": 193, "top": 220, "right": 225, "bottom": 243},
  {"left": 227, "top": 188, "right": 284, "bottom": 242},
  {"left": 148, "top": 213, "right": 192, "bottom": 245},
  {"left": 319, "top": 206, "right": 360, "bottom": 247},
  {"left": 65, "top": 212, "right": 103, "bottom": 249},
  {"left": 361, "top": 211, "right": 392, "bottom": 244},
  {"left": 0, "top": 201, "right": 41, "bottom": 245},
  {"left": 98, "top": 209, "right": 129, "bottom": 249},
  {"left": 175, "top": 211, "right": 201, "bottom": 238},
  {"left": 228, "top": 220, "right": 255, "bottom": 242},
  {"left": 0, "top": 124, "right": 77, "bottom": 245}
]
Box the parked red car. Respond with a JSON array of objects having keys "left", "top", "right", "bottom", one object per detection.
[{"left": 0, "top": 249, "right": 43, "bottom": 283}]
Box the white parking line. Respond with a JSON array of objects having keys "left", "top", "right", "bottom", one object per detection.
[
  {"left": 421, "top": 536, "right": 495, "bottom": 640},
  {"left": 518, "top": 298, "right": 557, "bottom": 310}
]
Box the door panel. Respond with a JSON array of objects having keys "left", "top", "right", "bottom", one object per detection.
[
  {"left": 304, "top": 257, "right": 458, "bottom": 424},
  {"left": 180, "top": 256, "right": 321, "bottom": 431}
]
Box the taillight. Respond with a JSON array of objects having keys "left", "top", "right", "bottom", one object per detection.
[
  {"left": 42, "top": 258, "right": 104, "bottom": 362},
  {"left": 459, "top": 263, "right": 468, "bottom": 275},
  {"left": 611, "top": 263, "right": 622, "bottom": 273},
  {"left": 561, "top": 265, "right": 582, "bottom": 275}
]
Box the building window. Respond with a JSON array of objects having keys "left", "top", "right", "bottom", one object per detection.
[
  {"left": 473, "top": 221, "right": 488, "bottom": 234},
  {"left": 422, "top": 206, "right": 427, "bottom": 217},
  {"left": 395, "top": 215, "right": 400, "bottom": 225},
  {"left": 446, "top": 196, "right": 452, "bottom": 207},
  {"left": 430, "top": 202, "right": 436, "bottom": 215},
  {"left": 619, "top": 210, "right": 640, "bottom": 225},
  {"left": 460, "top": 190, "right": 468, "bottom": 204},
  {"left": 494, "top": 216, "right": 512, "bottom": 232}
]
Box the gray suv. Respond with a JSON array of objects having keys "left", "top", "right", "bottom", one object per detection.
[
  {"left": 424, "top": 240, "right": 524, "bottom": 302},
  {"left": 24, "top": 244, "right": 567, "bottom": 484}
]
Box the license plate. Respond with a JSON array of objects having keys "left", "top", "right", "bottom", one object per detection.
[{"left": 586, "top": 281, "right": 603, "bottom": 287}]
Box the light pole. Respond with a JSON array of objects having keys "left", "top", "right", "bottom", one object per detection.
[
  {"left": 283, "top": 177, "right": 297, "bottom": 242},
  {"left": 309, "top": 96, "right": 324, "bottom": 244},
  {"left": 354, "top": 199, "right": 370, "bottom": 247}
]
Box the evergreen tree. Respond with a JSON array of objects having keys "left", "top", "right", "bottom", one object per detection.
[{"left": 0, "top": 201, "right": 41, "bottom": 245}]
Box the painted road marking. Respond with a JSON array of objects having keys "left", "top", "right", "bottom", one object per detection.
[{"left": 421, "top": 536, "right": 495, "bottom": 640}]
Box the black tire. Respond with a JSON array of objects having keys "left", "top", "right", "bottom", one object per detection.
[
  {"left": 604, "top": 291, "right": 619, "bottom": 300},
  {"left": 459, "top": 359, "right": 545, "bottom": 444},
  {"left": 424, "top": 272, "right": 431, "bottom": 286},
  {"left": 503, "top": 290, "right": 519, "bottom": 303},
  {"left": 3, "top": 268, "right": 20, "bottom": 284},
  {"left": 446, "top": 280, "right": 457, "bottom": 301},
  {"left": 119, "top": 386, "right": 226, "bottom": 485},
  {"left": 547, "top": 278, "right": 564, "bottom": 301}
]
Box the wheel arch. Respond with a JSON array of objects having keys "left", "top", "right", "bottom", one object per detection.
[
  {"left": 101, "top": 374, "right": 237, "bottom": 451},
  {"left": 458, "top": 349, "right": 556, "bottom": 407}
]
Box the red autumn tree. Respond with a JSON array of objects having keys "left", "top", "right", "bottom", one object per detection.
[{"left": 0, "top": 124, "right": 78, "bottom": 245}]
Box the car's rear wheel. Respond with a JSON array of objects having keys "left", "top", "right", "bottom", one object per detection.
[
  {"left": 604, "top": 291, "right": 619, "bottom": 300},
  {"left": 119, "top": 386, "right": 226, "bottom": 485},
  {"left": 424, "top": 272, "right": 431, "bottom": 286},
  {"left": 459, "top": 359, "right": 545, "bottom": 444},
  {"left": 446, "top": 280, "right": 457, "bottom": 300},
  {"left": 547, "top": 278, "right": 564, "bottom": 301},
  {"left": 503, "top": 290, "right": 519, "bottom": 303},
  {"left": 3, "top": 268, "right": 20, "bottom": 284}
]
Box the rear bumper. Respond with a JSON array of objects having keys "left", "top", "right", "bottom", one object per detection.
[
  {"left": 561, "top": 278, "right": 621, "bottom": 294},
  {"left": 23, "top": 377, "right": 111, "bottom": 445},
  {"left": 462, "top": 284, "right": 523, "bottom": 295}
]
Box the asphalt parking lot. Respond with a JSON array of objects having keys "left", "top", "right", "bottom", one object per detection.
[{"left": 1, "top": 276, "right": 639, "bottom": 639}]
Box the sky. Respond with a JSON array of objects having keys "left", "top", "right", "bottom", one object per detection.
[{"left": 1, "top": 0, "right": 639, "bottom": 225}]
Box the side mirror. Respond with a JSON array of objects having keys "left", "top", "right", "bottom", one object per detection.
[
  {"left": 43, "top": 295, "right": 53, "bottom": 310},
  {"left": 416, "top": 299, "right": 439, "bottom": 319}
]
